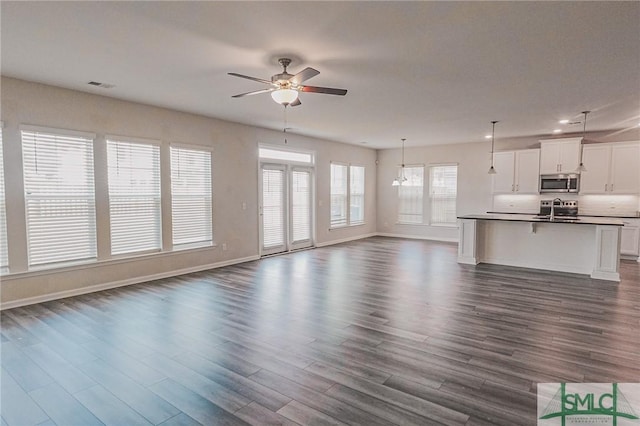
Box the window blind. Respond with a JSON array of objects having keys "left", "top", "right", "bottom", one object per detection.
[
  {"left": 398, "top": 166, "right": 424, "bottom": 224},
  {"left": 107, "top": 139, "right": 161, "bottom": 255},
  {"left": 262, "top": 168, "right": 285, "bottom": 248},
  {"left": 21, "top": 129, "right": 97, "bottom": 266},
  {"left": 430, "top": 165, "right": 458, "bottom": 225},
  {"left": 170, "top": 146, "right": 212, "bottom": 248},
  {"left": 291, "top": 170, "right": 311, "bottom": 243},
  {"left": 330, "top": 163, "right": 348, "bottom": 227},
  {"left": 349, "top": 165, "right": 365, "bottom": 225},
  {"left": 0, "top": 129, "right": 8, "bottom": 271}
]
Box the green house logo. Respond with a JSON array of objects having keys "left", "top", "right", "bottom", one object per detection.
[{"left": 539, "top": 383, "right": 639, "bottom": 425}]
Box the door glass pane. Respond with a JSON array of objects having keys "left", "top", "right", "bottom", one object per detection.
[
  {"left": 291, "top": 170, "right": 310, "bottom": 243},
  {"left": 262, "top": 168, "right": 285, "bottom": 249}
]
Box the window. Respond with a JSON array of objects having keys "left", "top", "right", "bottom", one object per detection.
[
  {"left": 429, "top": 165, "right": 458, "bottom": 226},
  {"left": 107, "top": 138, "right": 161, "bottom": 255},
  {"left": 21, "top": 127, "right": 97, "bottom": 266},
  {"left": 330, "top": 163, "right": 348, "bottom": 227},
  {"left": 331, "top": 163, "right": 365, "bottom": 228},
  {"left": 397, "top": 166, "right": 424, "bottom": 224},
  {"left": 0, "top": 126, "right": 8, "bottom": 271},
  {"left": 349, "top": 166, "right": 365, "bottom": 225},
  {"left": 259, "top": 147, "right": 313, "bottom": 164},
  {"left": 170, "top": 146, "right": 212, "bottom": 249}
]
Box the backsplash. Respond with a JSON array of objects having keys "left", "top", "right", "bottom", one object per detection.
[
  {"left": 492, "top": 194, "right": 540, "bottom": 213},
  {"left": 492, "top": 194, "right": 640, "bottom": 217},
  {"left": 578, "top": 195, "right": 640, "bottom": 217}
]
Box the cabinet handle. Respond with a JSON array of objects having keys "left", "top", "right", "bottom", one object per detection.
[
  {"left": 516, "top": 184, "right": 519, "bottom": 192},
  {"left": 610, "top": 183, "right": 614, "bottom": 192},
  {"left": 605, "top": 184, "right": 608, "bottom": 191},
  {"left": 511, "top": 184, "right": 515, "bottom": 192}
]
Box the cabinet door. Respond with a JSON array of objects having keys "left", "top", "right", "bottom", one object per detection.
[
  {"left": 514, "top": 149, "right": 540, "bottom": 193},
  {"left": 579, "top": 145, "right": 611, "bottom": 194},
  {"left": 558, "top": 140, "right": 581, "bottom": 173},
  {"left": 492, "top": 151, "right": 515, "bottom": 193},
  {"left": 621, "top": 225, "right": 640, "bottom": 256},
  {"left": 539, "top": 142, "right": 561, "bottom": 174},
  {"left": 610, "top": 143, "right": 640, "bottom": 194}
]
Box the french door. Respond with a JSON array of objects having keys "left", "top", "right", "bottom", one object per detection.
[{"left": 260, "top": 164, "right": 313, "bottom": 256}]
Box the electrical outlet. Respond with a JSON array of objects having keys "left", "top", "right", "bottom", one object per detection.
[
  {"left": 222, "top": 243, "right": 227, "bottom": 251},
  {"left": 241, "top": 202, "right": 247, "bottom": 210}
]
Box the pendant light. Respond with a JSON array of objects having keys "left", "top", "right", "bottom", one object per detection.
[
  {"left": 577, "top": 111, "right": 590, "bottom": 172},
  {"left": 488, "top": 120, "right": 498, "bottom": 174},
  {"left": 392, "top": 138, "right": 408, "bottom": 186}
]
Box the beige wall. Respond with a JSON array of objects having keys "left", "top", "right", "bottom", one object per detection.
[
  {"left": 0, "top": 77, "right": 377, "bottom": 307},
  {"left": 376, "top": 142, "right": 493, "bottom": 241}
]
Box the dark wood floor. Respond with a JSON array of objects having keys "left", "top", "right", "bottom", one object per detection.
[{"left": 1, "top": 237, "right": 639, "bottom": 426}]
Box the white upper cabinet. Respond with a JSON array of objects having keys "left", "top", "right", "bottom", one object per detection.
[
  {"left": 539, "top": 137, "right": 582, "bottom": 174},
  {"left": 580, "top": 141, "right": 640, "bottom": 194},
  {"left": 492, "top": 149, "right": 540, "bottom": 193}
]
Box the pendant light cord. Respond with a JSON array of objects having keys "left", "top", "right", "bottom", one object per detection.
[
  {"left": 582, "top": 111, "right": 590, "bottom": 140},
  {"left": 491, "top": 120, "right": 498, "bottom": 167}
]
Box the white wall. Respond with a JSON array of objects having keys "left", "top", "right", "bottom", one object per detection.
[
  {"left": 376, "top": 142, "right": 493, "bottom": 241},
  {"left": 0, "top": 77, "right": 377, "bottom": 307}
]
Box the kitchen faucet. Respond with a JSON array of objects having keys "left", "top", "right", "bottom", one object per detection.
[{"left": 550, "top": 198, "right": 563, "bottom": 221}]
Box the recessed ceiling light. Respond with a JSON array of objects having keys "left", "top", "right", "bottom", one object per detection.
[
  {"left": 485, "top": 135, "right": 492, "bottom": 139},
  {"left": 553, "top": 129, "right": 563, "bottom": 133},
  {"left": 558, "top": 119, "right": 570, "bottom": 124}
]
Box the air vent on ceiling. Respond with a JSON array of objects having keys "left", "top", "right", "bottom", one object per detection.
[{"left": 87, "top": 81, "right": 115, "bottom": 89}]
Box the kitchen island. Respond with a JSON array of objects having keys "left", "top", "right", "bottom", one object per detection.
[{"left": 457, "top": 214, "right": 624, "bottom": 281}]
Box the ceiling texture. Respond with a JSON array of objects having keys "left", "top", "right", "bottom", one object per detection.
[{"left": 1, "top": 1, "right": 639, "bottom": 149}]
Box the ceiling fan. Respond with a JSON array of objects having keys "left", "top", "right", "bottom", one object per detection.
[{"left": 229, "top": 58, "right": 347, "bottom": 107}]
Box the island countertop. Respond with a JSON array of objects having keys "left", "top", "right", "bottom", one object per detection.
[{"left": 457, "top": 213, "right": 625, "bottom": 226}]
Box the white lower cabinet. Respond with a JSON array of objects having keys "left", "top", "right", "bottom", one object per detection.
[{"left": 621, "top": 219, "right": 640, "bottom": 257}]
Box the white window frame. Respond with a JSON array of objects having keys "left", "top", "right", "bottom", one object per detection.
[
  {"left": 397, "top": 164, "right": 425, "bottom": 225},
  {"left": 170, "top": 143, "right": 213, "bottom": 250},
  {"left": 330, "top": 162, "right": 366, "bottom": 228},
  {"left": 258, "top": 144, "right": 315, "bottom": 165},
  {"left": 428, "top": 163, "right": 458, "bottom": 227},
  {"left": 106, "top": 135, "right": 162, "bottom": 256},
  {"left": 20, "top": 124, "right": 98, "bottom": 268}
]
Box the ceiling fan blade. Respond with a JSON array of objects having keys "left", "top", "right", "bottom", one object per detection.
[
  {"left": 301, "top": 85, "right": 347, "bottom": 96},
  {"left": 232, "top": 88, "right": 274, "bottom": 98},
  {"left": 290, "top": 98, "right": 302, "bottom": 107},
  {"left": 290, "top": 67, "right": 320, "bottom": 85},
  {"left": 228, "top": 72, "right": 272, "bottom": 85}
]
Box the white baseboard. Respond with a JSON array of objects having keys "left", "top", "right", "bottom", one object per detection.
[
  {"left": 315, "top": 233, "right": 377, "bottom": 247},
  {"left": 0, "top": 255, "right": 260, "bottom": 310},
  {"left": 375, "top": 232, "right": 458, "bottom": 243}
]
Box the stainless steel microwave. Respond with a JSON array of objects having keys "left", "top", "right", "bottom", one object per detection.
[{"left": 539, "top": 174, "right": 580, "bottom": 193}]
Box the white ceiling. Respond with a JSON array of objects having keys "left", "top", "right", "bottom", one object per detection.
[{"left": 1, "top": 1, "right": 639, "bottom": 149}]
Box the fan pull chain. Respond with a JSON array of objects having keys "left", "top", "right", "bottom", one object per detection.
[{"left": 283, "top": 105, "right": 288, "bottom": 144}]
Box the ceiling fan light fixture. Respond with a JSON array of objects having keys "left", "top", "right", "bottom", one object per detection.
[{"left": 271, "top": 88, "right": 299, "bottom": 105}]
